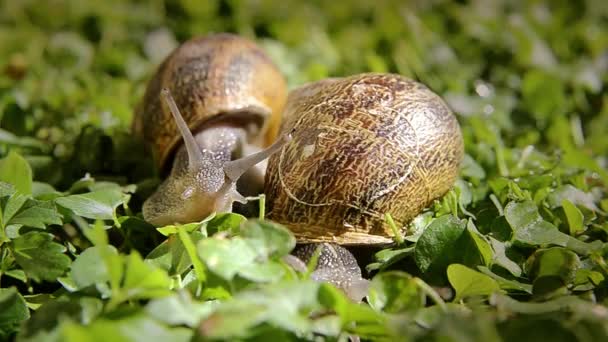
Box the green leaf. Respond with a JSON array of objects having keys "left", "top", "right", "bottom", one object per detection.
[
  {"left": 0, "top": 151, "right": 33, "bottom": 195},
  {"left": 238, "top": 262, "right": 285, "bottom": 283},
  {"left": 59, "top": 315, "right": 192, "bottom": 342},
  {"left": 601, "top": 199, "right": 608, "bottom": 213},
  {"left": 561, "top": 199, "right": 585, "bottom": 235},
  {"left": 9, "top": 199, "right": 62, "bottom": 229},
  {"left": 2, "top": 193, "right": 28, "bottom": 226},
  {"left": 198, "top": 281, "right": 324, "bottom": 339},
  {"left": 466, "top": 221, "right": 493, "bottom": 266},
  {"left": 121, "top": 252, "right": 172, "bottom": 300},
  {"left": 366, "top": 246, "right": 414, "bottom": 273},
  {"left": 32, "top": 182, "right": 60, "bottom": 198},
  {"left": 367, "top": 271, "right": 423, "bottom": 313},
  {"left": 0, "top": 182, "right": 16, "bottom": 197},
  {"left": 524, "top": 247, "right": 581, "bottom": 283},
  {"left": 521, "top": 70, "right": 566, "bottom": 127},
  {"left": 547, "top": 185, "right": 599, "bottom": 212},
  {"left": 489, "top": 237, "right": 522, "bottom": 277},
  {"left": 504, "top": 201, "right": 599, "bottom": 255},
  {"left": 156, "top": 221, "right": 205, "bottom": 237},
  {"left": 69, "top": 245, "right": 117, "bottom": 291},
  {"left": 477, "top": 267, "right": 532, "bottom": 293},
  {"left": 573, "top": 269, "right": 605, "bottom": 291},
  {"left": 197, "top": 229, "right": 289, "bottom": 283},
  {"left": 145, "top": 292, "right": 216, "bottom": 328},
  {"left": 447, "top": 264, "right": 500, "bottom": 301},
  {"left": 55, "top": 189, "right": 127, "bottom": 220},
  {"left": 176, "top": 227, "right": 206, "bottom": 284},
  {"left": 11, "top": 232, "right": 71, "bottom": 282},
  {"left": 317, "top": 283, "right": 384, "bottom": 333},
  {"left": 156, "top": 213, "right": 215, "bottom": 237},
  {"left": 239, "top": 219, "right": 296, "bottom": 258},
  {"left": 17, "top": 297, "right": 103, "bottom": 341},
  {"left": 197, "top": 237, "right": 257, "bottom": 281},
  {"left": 206, "top": 212, "right": 246, "bottom": 235},
  {"left": 146, "top": 235, "right": 195, "bottom": 276},
  {"left": 66, "top": 176, "right": 96, "bottom": 194},
  {"left": 460, "top": 154, "right": 486, "bottom": 180},
  {"left": 414, "top": 215, "right": 466, "bottom": 274},
  {"left": 562, "top": 149, "right": 608, "bottom": 185},
  {"left": 5, "top": 269, "right": 27, "bottom": 283},
  {"left": 406, "top": 212, "right": 434, "bottom": 243},
  {"left": 0, "top": 287, "right": 30, "bottom": 339},
  {"left": 116, "top": 216, "right": 157, "bottom": 251},
  {"left": 81, "top": 220, "right": 109, "bottom": 246},
  {"left": 102, "top": 244, "right": 124, "bottom": 294},
  {"left": 491, "top": 293, "right": 606, "bottom": 316},
  {"left": 23, "top": 293, "right": 55, "bottom": 310}
]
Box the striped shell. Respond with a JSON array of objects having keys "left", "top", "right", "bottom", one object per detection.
[
  {"left": 133, "top": 33, "right": 287, "bottom": 172},
  {"left": 264, "top": 73, "right": 464, "bottom": 245}
]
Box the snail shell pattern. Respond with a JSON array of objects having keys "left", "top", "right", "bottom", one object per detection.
[{"left": 265, "top": 73, "right": 464, "bottom": 245}]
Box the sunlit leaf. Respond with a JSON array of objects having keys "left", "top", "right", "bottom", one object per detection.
[
  {"left": 448, "top": 264, "right": 501, "bottom": 301},
  {"left": 55, "top": 189, "right": 127, "bottom": 220},
  {"left": 0, "top": 151, "right": 32, "bottom": 195}
]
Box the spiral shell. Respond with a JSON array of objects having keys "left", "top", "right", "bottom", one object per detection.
[{"left": 265, "top": 73, "right": 464, "bottom": 245}]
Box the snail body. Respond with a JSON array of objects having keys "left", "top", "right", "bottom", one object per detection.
[
  {"left": 265, "top": 73, "right": 464, "bottom": 245},
  {"left": 133, "top": 33, "right": 288, "bottom": 226}
]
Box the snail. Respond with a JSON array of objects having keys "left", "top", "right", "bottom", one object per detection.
[
  {"left": 132, "top": 33, "right": 288, "bottom": 227},
  {"left": 265, "top": 73, "right": 463, "bottom": 298}
]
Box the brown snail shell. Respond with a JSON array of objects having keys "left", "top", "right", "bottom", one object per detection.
[
  {"left": 133, "top": 33, "right": 287, "bottom": 172},
  {"left": 264, "top": 73, "right": 464, "bottom": 245}
]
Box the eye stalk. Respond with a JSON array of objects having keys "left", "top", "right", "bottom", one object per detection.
[
  {"left": 161, "top": 88, "right": 205, "bottom": 170},
  {"left": 142, "top": 89, "right": 292, "bottom": 227},
  {"left": 224, "top": 133, "right": 292, "bottom": 182}
]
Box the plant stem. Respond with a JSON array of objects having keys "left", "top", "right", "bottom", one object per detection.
[
  {"left": 259, "top": 194, "right": 266, "bottom": 220},
  {"left": 414, "top": 277, "right": 447, "bottom": 312},
  {"left": 177, "top": 227, "right": 206, "bottom": 288},
  {"left": 385, "top": 213, "right": 404, "bottom": 245}
]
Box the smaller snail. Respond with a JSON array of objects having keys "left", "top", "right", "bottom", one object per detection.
[{"left": 132, "top": 33, "right": 288, "bottom": 226}]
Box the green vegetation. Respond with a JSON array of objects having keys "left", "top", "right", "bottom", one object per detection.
[{"left": 1, "top": 0, "right": 607, "bottom": 341}]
